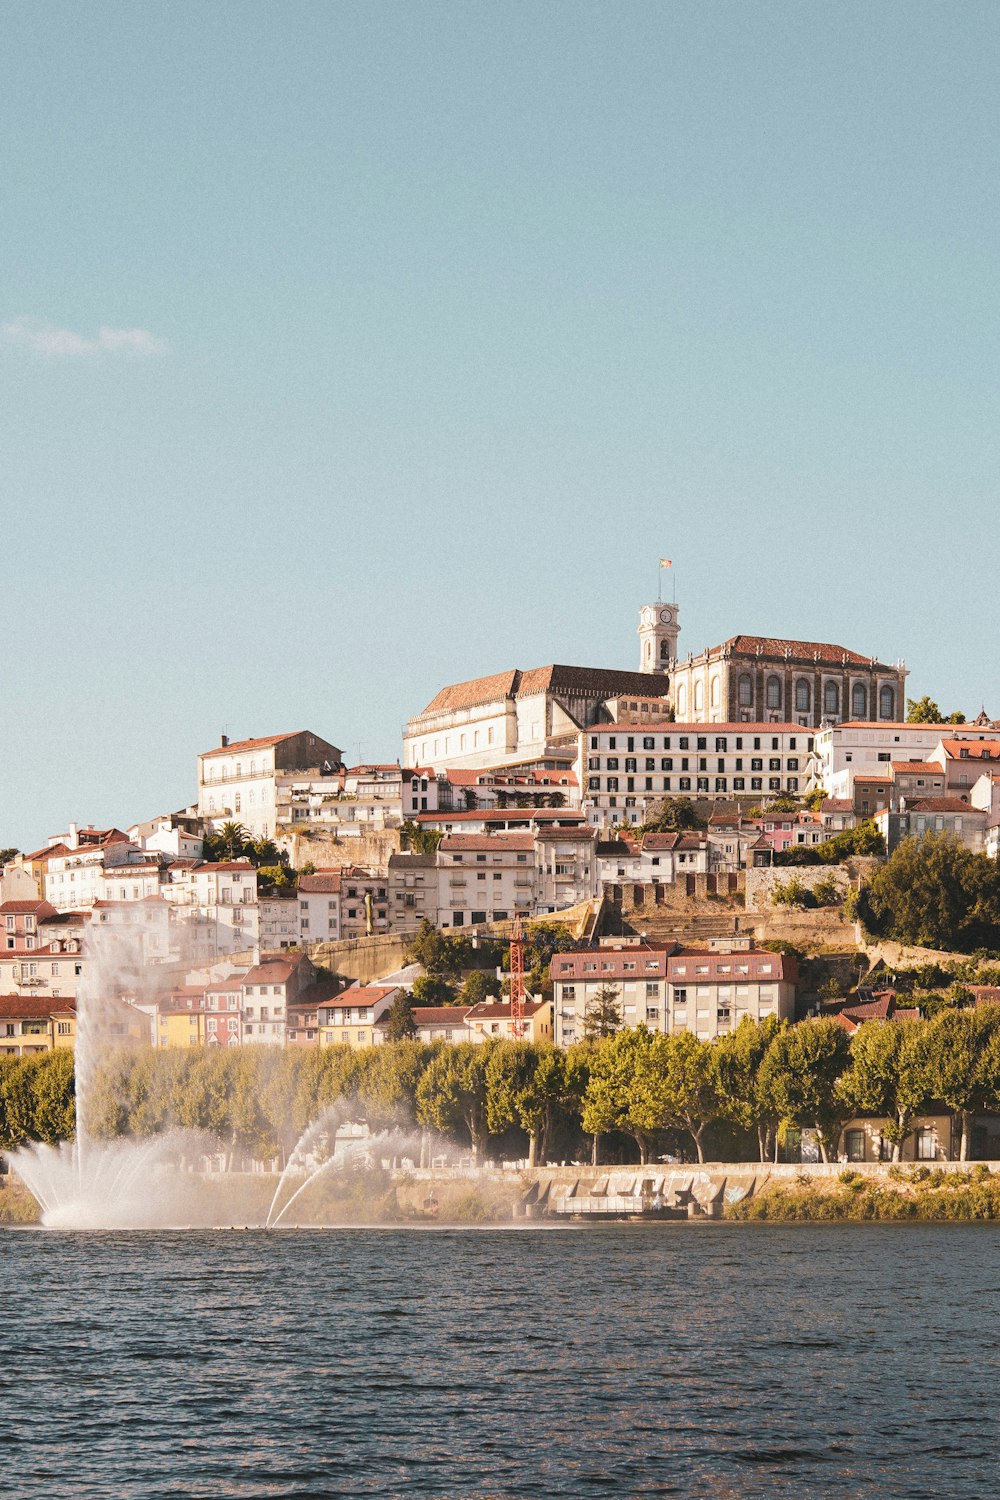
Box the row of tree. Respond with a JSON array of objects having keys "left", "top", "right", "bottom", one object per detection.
[{"left": 5, "top": 1007, "right": 1000, "bottom": 1167}]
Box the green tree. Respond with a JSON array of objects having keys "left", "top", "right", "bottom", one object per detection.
[
  {"left": 758, "top": 1018, "right": 852, "bottom": 1163},
  {"left": 206, "top": 821, "right": 249, "bottom": 861},
  {"left": 853, "top": 834, "right": 1000, "bottom": 952},
  {"left": 906, "top": 695, "right": 965, "bottom": 725},
  {"left": 460, "top": 969, "right": 502, "bottom": 1006},
  {"left": 383, "top": 991, "right": 418, "bottom": 1041},
  {"left": 410, "top": 975, "right": 458, "bottom": 1006},
  {"left": 653, "top": 1030, "right": 722, "bottom": 1163},
  {"left": 416, "top": 1042, "right": 494, "bottom": 1162},
  {"left": 583, "top": 984, "right": 623, "bottom": 1041},
  {"left": 399, "top": 822, "right": 445, "bottom": 856},
  {"left": 921, "top": 1005, "right": 1000, "bottom": 1160},
  {"left": 356, "top": 1041, "right": 433, "bottom": 1130},
  {"left": 803, "top": 788, "right": 827, "bottom": 813},
  {"left": 640, "top": 797, "right": 707, "bottom": 834},
  {"left": 0, "top": 847, "right": 19, "bottom": 866},
  {"left": 714, "top": 1015, "right": 785, "bottom": 1161},
  {"left": 837, "top": 1019, "right": 930, "bottom": 1161},
  {"left": 581, "top": 1027, "right": 664, "bottom": 1164},
  {"left": 485, "top": 1043, "right": 576, "bottom": 1166}
]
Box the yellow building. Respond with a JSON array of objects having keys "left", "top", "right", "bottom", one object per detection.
[
  {"left": 465, "top": 1000, "right": 554, "bottom": 1044},
  {"left": 0, "top": 995, "right": 77, "bottom": 1057}
]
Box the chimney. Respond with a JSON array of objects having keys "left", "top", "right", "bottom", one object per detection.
[
  {"left": 221, "top": 734, "right": 229, "bottom": 748},
  {"left": 68, "top": 822, "right": 78, "bottom": 848}
]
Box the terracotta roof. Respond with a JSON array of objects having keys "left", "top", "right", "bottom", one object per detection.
[
  {"left": 855, "top": 773, "right": 893, "bottom": 783},
  {"left": 600, "top": 720, "right": 808, "bottom": 735},
  {"left": 709, "top": 636, "right": 888, "bottom": 666},
  {"left": 379, "top": 1005, "right": 472, "bottom": 1026},
  {"left": 466, "top": 1001, "right": 546, "bottom": 1020},
  {"left": 22, "top": 845, "right": 67, "bottom": 863},
  {"left": 938, "top": 740, "right": 1000, "bottom": 761},
  {"left": 200, "top": 732, "right": 305, "bottom": 760},
  {"left": 297, "top": 873, "right": 343, "bottom": 894},
  {"left": 906, "top": 798, "right": 985, "bottom": 814},
  {"left": 821, "top": 799, "right": 854, "bottom": 813},
  {"left": 439, "top": 834, "right": 535, "bottom": 852},
  {"left": 417, "top": 665, "right": 670, "bottom": 718},
  {"left": 242, "top": 959, "right": 304, "bottom": 985},
  {"left": 891, "top": 762, "right": 940, "bottom": 774},
  {"left": 318, "top": 984, "right": 398, "bottom": 1010},
  {"left": 0, "top": 994, "right": 76, "bottom": 1019},
  {"left": 0, "top": 900, "right": 58, "bottom": 916}
]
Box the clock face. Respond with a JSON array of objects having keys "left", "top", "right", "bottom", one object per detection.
[{"left": 659, "top": 609, "right": 673, "bottom": 624}]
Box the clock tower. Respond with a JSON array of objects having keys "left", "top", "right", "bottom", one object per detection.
[{"left": 638, "top": 602, "right": 680, "bottom": 674}]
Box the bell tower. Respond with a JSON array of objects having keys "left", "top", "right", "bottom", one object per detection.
[{"left": 638, "top": 602, "right": 680, "bottom": 674}]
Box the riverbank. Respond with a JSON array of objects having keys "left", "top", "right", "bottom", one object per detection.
[{"left": 725, "top": 1163, "right": 1000, "bottom": 1221}]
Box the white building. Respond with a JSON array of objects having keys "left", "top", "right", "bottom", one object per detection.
[
  {"left": 551, "top": 940, "right": 797, "bottom": 1047},
  {"left": 162, "top": 860, "right": 260, "bottom": 956},
  {"left": 535, "top": 827, "right": 598, "bottom": 913},
  {"left": 594, "top": 832, "right": 710, "bottom": 891},
  {"left": 814, "top": 721, "right": 999, "bottom": 801},
  {"left": 197, "top": 730, "right": 343, "bottom": 840},
  {"left": 435, "top": 834, "right": 536, "bottom": 929},
  {"left": 404, "top": 665, "right": 671, "bottom": 775},
  {"left": 583, "top": 721, "right": 817, "bottom": 827}
]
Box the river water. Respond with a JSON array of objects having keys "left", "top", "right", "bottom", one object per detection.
[{"left": 2, "top": 1222, "right": 997, "bottom": 1498}]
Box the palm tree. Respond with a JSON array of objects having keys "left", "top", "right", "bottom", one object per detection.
[{"left": 217, "top": 821, "right": 248, "bottom": 860}]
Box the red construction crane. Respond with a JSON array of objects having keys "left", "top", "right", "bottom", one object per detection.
[{"left": 509, "top": 914, "right": 526, "bottom": 1040}]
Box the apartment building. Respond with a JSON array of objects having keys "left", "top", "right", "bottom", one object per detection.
[
  {"left": 435, "top": 834, "right": 536, "bottom": 929},
  {"left": 197, "top": 730, "right": 343, "bottom": 840},
  {"left": 551, "top": 941, "right": 797, "bottom": 1046},
  {"left": 583, "top": 721, "right": 817, "bottom": 827}
]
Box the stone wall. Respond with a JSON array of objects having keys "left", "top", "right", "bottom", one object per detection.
[
  {"left": 309, "top": 930, "right": 418, "bottom": 984},
  {"left": 745, "top": 865, "right": 851, "bottom": 912}
]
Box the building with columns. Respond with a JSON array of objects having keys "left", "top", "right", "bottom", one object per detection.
[{"left": 635, "top": 593, "right": 907, "bottom": 731}]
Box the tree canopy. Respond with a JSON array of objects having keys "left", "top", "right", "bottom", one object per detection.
[{"left": 906, "top": 696, "right": 966, "bottom": 725}]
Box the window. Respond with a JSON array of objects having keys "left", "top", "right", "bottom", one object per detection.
[
  {"left": 845, "top": 1129, "right": 865, "bottom": 1162},
  {"left": 916, "top": 1128, "right": 936, "bottom": 1161},
  {"left": 879, "top": 685, "right": 895, "bottom": 719},
  {"left": 738, "top": 674, "right": 752, "bottom": 707},
  {"left": 824, "top": 681, "right": 839, "bottom": 716},
  {"left": 765, "top": 676, "right": 781, "bottom": 709},
  {"left": 852, "top": 683, "right": 867, "bottom": 718},
  {"left": 794, "top": 680, "right": 811, "bottom": 712}
]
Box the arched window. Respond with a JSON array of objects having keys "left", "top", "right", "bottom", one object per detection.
[
  {"left": 824, "top": 681, "right": 840, "bottom": 716},
  {"left": 694, "top": 681, "right": 704, "bottom": 712},
  {"left": 660, "top": 639, "right": 669, "bottom": 661},
  {"left": 852, "top": 683, "right": 867, "bottom": 719},
  {"left": 795, "top": 680, "right": 811, "bottom": 712},
  {"left": 676, "top": 683, "right": 687, "bottom": 715},
  {"left": 646, "top": 640, "right": 653, "bottom": 661},
  {"left": 738, "top": 673, "right": 753, "bottom": 707},
  {"left": 879, "top": 685, "right": 895, "bottom": 720},
  {"left": 766, "top": 675, "right": 781, "bottom": 709},
  {"left": 710, "top": 676, "right": 720, "bottom": 707}
]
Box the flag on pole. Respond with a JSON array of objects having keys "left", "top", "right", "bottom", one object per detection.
[{"left": 659, "top": 558, "right": 672, "bottom": 568}]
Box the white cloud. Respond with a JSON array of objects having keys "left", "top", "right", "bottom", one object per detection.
[{"left": 2, "top": 317, "right": 168, "bottom": 357}]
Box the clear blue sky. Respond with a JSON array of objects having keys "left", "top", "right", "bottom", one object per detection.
[{"left": 2, "top": 2, "right": 998, "bottom": 848}]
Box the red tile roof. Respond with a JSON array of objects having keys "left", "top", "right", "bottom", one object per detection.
[
  {"left": 0, "top": 994, "right": 76, "bottom": 1019},
  {"left": 440, "top": 834, "right": 535, "bottom": 852},
  {"left": 242, "top": 959, "right": 305, "bottom": 985},
  {"left": 318, "top": 984, "right": 398, "bottom": 1010},
  {"left": 466, "top": 1000, "right": 547, "bottom": 1020},
  {"left": 417, "top": 665, "right": 670, "bottom": 718},
  {"left": 710, "top": 636, "right": 887, "bottom": 666},
  {"left": 891, "top": 762, "right": 941, "bottom": 774},
  {"left": 907, "top": 798, "right": 985, "bottom": 814},
  {"left": 600, "top": 720, "right": 807, "bottom": 735},
  {"left": 0, "top": 900, "right": 58, "bottom": 916},
  {"left": 201, "top": 732, "right": 304, "bottom": 760},
  {"left": 389, "top": 1005, "right": 473, "bottom": 1026},
  {"left": 938, "top": 739, "right": 1000, "bottom": 761}
]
